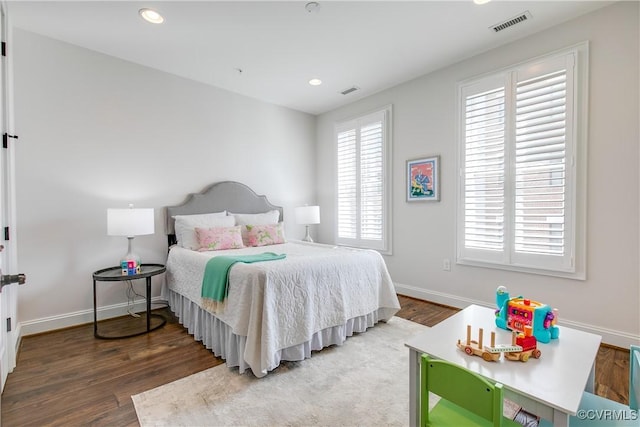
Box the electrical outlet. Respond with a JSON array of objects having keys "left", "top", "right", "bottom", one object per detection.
[{"left": 443, "top": 259, "right": 451, "bottom": 271}]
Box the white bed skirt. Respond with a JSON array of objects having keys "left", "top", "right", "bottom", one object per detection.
[{"left": 166, "top": 288, "right": 391, "bottom": 377}]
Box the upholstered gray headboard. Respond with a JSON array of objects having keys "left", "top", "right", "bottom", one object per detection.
[{"left": 165, "top": 181, "right": 283, "bottom": 246}]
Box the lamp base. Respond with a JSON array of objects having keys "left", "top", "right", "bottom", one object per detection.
[
  {"left": 120, "top": 237, "right": 141, "bottom": 276},
  {"left": 302, "top": 225, "right": 314, "bottom": 243}
]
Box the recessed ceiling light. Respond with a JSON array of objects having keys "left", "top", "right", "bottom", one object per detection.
[
  {"left": 473, "top": 0, "right": 492, "bottom": 4},
  {"left": 139, "top": 8, "right": 164, "bottom": 24},
  {"left": 309, "top": 78, "right": 322, "bottom": 86}
]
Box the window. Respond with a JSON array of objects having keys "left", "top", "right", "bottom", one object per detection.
[
  {"left": 335, "top": 106, "right": 392, "bottom": 252},
  {"left": 457, "top": 44, "right": 587, "bottom": 278}
]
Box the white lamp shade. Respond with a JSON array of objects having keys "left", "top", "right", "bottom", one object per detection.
[
  {"left": 294, "top": 205, "right": 320, "bottom": 225},
  {"left": 107, "top": 208, "right": 155, "bottom": 237}
]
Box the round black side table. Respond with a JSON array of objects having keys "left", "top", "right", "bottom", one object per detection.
[{"left": 92, "top": 263, "right": 167, "bottom": 339}]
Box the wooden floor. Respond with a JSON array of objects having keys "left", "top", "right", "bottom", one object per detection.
[{"left": 1, "top": 296, "right": 630, "bottom": 426}]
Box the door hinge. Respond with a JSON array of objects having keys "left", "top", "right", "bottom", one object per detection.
[
  {"left": 4, "top": 226, "right": 9, "bottom": 241},
  {"left": 1, "top": 42, "right": 5, "bottom": 57},
  {"left": 6, "top": 317, "right": 11, "bottom": 333},
  {"left": 3, "top": 133, "right": 18, "bottom": 149}
]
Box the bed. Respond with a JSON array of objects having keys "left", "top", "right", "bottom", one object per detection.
[{"left": 163, "top": 181, "right": 401, "bottom": 378}]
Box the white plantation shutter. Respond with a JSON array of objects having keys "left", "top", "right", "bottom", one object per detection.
[
  {"left": 336, "top": 107, "right": 391, "bottom": 252},
  {"left": 464, "top": 85, "right": 506, "bottom": 253},
  {"left": 458, "top": 47, "right": 585, "bottom": 276},
  {"left": 337, "top": 128, "right": 357, "bottom": 239},
  {"left": 514, "top": 69, "right": 567, "bottom": 257},
  {"left": 360, "top": 121, "right": 384, "bottom": 240}
]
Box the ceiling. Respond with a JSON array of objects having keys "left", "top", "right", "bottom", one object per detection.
[{"left": 8, "top": 1, "right": 612, "bottom": 115}]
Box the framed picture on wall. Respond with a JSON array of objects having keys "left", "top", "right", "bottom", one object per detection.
[{"left": 407, "top": 155, "right": 440, "bottom": 202}]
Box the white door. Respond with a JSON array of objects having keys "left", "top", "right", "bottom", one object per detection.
[{"left": 0, "top": 1, "right": 20, "bottom": 394}]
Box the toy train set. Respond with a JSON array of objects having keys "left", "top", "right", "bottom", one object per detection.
[
  {"left": 456, "top": 287, "right": 559, "bottom": 362},
  {"left": 457, "top": 324, "right": 542, "bottom": 362}
]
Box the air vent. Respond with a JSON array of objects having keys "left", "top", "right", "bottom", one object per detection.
[
  {"left": 340, "top": 86, "right": 359, "bottom": 95},
  {"left": 490, "top": 11, "right": 532, "bottom": 33}
]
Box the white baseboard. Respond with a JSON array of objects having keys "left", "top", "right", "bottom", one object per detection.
[
  {"left": 19, "top": 297, "right": 167, "bottom": 337},
  {"left": 13, "top": 321, "right": 21, "bottom": 357},
  {"left": 394, "top": 282, "right": 640, "bottom": 349}
]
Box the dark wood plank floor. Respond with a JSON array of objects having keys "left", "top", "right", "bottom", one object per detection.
[{"left": 1, "top": 296, "right": 630, "bottom": 426}]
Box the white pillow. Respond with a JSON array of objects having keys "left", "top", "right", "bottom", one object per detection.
[
  {"left": 230, "top": 210, "right": 280, "bottom": 226},
  {"left": 173, "top": 212, "right": 234, "bottom": 250}
]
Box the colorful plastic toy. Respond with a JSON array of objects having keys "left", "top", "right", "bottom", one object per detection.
[
  {"left": 121, "top": 259, "right": 141, "bottom": 276},
  {"left": 495, "top": 286, "right": 559, "bottom": 343}
]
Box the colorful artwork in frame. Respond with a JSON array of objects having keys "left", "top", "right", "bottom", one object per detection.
[{"left": 407, "top": 155, "right": 440, "bottom": 202}]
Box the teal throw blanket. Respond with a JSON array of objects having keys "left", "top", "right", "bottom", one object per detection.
[{"left": 202, "top": 252, "right": 286, "bottom": 302}]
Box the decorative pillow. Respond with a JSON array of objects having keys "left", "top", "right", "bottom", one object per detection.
[
  {"left": 173, "top": 212, "right": 234, "bottom": 250},
  {"left": 244, "top": 223, "right": 286, "bottom": 247},
  {"left": 230, "top": 210, "right": 280, "bottom": 226},
  {"left": 195, "top": 226, "right": 244, "bottom": 251}
]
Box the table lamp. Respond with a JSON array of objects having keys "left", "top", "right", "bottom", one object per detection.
[
  {"left": 294, "top": 205, "right": 320, "bottom": 243},
  {"left": 107, "top": 205, "right": 154, "bottom": 275}
]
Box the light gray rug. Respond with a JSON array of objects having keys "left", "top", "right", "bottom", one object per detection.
[{"left": 132, "top": 317, "right": 521, "bottom": 426}]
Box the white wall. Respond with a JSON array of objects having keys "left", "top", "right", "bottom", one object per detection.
[
  {"left": 13, "top": 29, "right": 316, "bottom": 334},
  {"left": 317, "top": 2, "right": 639, "bottom": 347}
]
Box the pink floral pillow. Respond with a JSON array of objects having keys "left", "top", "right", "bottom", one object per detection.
[
  {"left": 244, "top": 223, "right": 286, "bottom": 247},
  {"left": 195, "top": 226, "right": 244, "bottom": 251}
]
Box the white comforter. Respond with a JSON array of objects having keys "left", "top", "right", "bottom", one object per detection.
[{"left": 165, "top": 241, "right": 400, "bottom": 376}]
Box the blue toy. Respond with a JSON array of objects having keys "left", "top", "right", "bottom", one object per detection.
[{"left": 495, "top": 286, "right": 559, "bottom": 344}]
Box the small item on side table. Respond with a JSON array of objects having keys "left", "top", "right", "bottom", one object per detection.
[{"left": 121, "top": 259, "right": 141, "bottom": 276}]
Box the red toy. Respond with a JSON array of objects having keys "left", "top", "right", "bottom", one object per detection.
[{"left": 504, "top": 326, "right": 542, "bottom": 362}]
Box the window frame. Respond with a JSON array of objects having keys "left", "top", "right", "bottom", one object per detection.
[
  {"left": 456, "top": 43, "right": 588, "bottom": 279},
  {"left": 334, "top": 105, "right": 393, "bottom": 254}
]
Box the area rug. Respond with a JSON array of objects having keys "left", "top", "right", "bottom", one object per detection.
[{"left": 132, "top": 317, "right": 522, "bottom": 426}]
